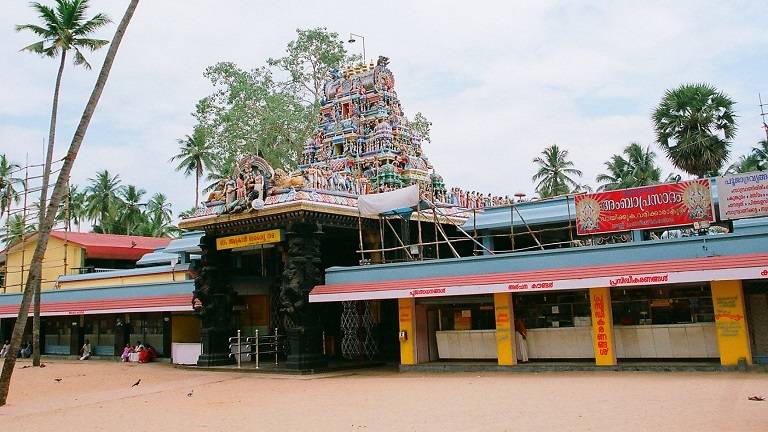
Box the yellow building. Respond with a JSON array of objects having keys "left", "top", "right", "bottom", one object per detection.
[
  {"left": 2, "top": 231, "right": 171, "bottom": 293},
  {"left": 0, "top": 232, "right": 200, "bottom": 360}
]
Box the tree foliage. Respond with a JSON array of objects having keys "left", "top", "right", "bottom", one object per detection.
[
  {"left": 189, "top": 28, "right": 364, "bottom": 174},
  {"left": 193, "top": 63, "right": 313, "bottom": 171},
  {"left": 652, "top": 83, "right": 737, "bottom": 178},
  {"left": 411, "top": 112, "right": 433, "bottom": 143},
  {"left": 532, "top": 144, "right": 583, "bottom": 198},
  {"left": 596, "top": 143, "right": 662, "bottom": 191}
]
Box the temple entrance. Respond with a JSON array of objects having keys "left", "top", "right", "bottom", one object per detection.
[{"left": 745, "top": 281, "right": 768, "bottom": 364}]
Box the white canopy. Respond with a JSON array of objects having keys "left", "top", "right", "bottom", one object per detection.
[{"left": 357, "top": 185, "right": 420, "bottom": 216}]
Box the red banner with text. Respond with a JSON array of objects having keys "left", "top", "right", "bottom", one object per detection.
[{"left": 574, "top": 179, "right": 715, "bottom": 235}]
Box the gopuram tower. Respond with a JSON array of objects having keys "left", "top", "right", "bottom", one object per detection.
[{"left": 180, "top": 56, "right": 488, "bottom": 369}]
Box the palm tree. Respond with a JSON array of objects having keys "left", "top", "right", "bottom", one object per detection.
[
  {"left": 170, "top": 127, "right": 215, "bottom": 207},
  {"left": 624, "top": 143, "right": 662, "bottom": 186},
  {"left": 597, "top": 143, "right": 664, "bottom": 191},
  {"left": 0, "top": 155, "right": 23, "bottom": 221},
  {"left": 726, "top": 154, "right": 762, "bottom": 174},
  {"left": 532, "top": 144, "right": 583, "bottom": 198},
  {"left": 751, "top": 140, "right": 768, "bottom": 170},
  {"left": 596, "top": 154, "right": 630, "bottom": 191},
  {"left": 55, "top": 184, "right": 87, "bottom": 231},
  {"left": 1, "top": 214, "right": 37, "bottom": 247},
  {"left": 17, "top": 0, "right": 111, "bottom": 367},
  {"left": 84, "top": 170, "right": 123, "bottom": 230},
  {"left": 204, "top": 152, "right": 236, "bottom": 192},
  {"left": 146, "top": 192, "right": 172, "bottom": 226},
  {"left": 117, "top": 184, "right": 146, "bottom": 234},
  {"left": 652, "top": 83, "right": 737, "bottom": 178},
  {"left": 0, "top": 1, "right": 139, "bottom": 405}
]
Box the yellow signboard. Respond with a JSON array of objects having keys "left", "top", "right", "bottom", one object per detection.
[{"left": 215, "top": 229, "right": 283, "bottom": 250}]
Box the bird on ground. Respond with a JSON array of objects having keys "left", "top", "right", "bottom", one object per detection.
[
  {"left": 40, "top": 363, "right": 46, "bottom": 368},
  {"left": 131, "top": 379, "right": 141, "bottom": 387},
  {"left": 54, "top": 378, "right": 62, "bottom": 382},
  {"left": 187, "top": 390, "right": 194, "bottom": 397}
]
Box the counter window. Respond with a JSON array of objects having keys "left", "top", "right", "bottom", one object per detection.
[
  {"left": 514, "top": 291, "right": 592, "bottom": 328},
  {"left": 436, "top": 303, "right": 495, "bottom": 331},
  {"left": 611, "top": 284, "right": 714, "bottom": 326}
]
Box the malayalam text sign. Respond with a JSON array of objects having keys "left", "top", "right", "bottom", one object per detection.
[
  {"left": 716, "top": 171, "right": 768, "bottom": 221},
  {"left": 574, "top": 179, "right": 715, "bottom": 235},
  {"left": 215, "top": 229, "right": 282, "bottom": 250}
]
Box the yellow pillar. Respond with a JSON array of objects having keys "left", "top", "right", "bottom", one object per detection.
[
  {"left": 398, "top": 298, "right": 416, "bottom": 365},
  {"left": 589, "top": 287, "right": 617, "bottom": 366},
  {"left": 711, "top": 280, "right": 752, "bottom": 366},
  {"left": 494, "top": 292, "right": 517, "bottom": 365}
]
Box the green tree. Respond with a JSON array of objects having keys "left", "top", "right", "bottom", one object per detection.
[
  {"left": 267, "top": 27, "right": 356, "bottom": 104},
  {"left": 0, "top": 155, "right": 23, "bottom": 221},
  {"left": 16, "top": 0, "right": 111, "bottom": 366},
  {"left": 410, "top": 112, "right": 432, "bottom": 143},
  {"left": 532, "top": 144, "right": 583, "bottom": 198},
  {"left": 726, "top": 154, "right": 762, "bottom": 174},
  {"left": 116, "top": 184, "right": 146, "bottom": 234},
  {"left": 204, "top": 152, "right": 236, "bottom": 192},
  {"left": 84, "top": 170, "right": 123, "bottom": 230},
  {"left": 170, "top": 127, "right": 215, "bottom": 207},
  {"left": 652, "top": 83, "right": 737, "bottom": 178},
  {"left": 193, "top": 28, "right": 357, "bottom": 172},
  {"left": 55, "top": 184, "right": 86, "bottom": 231},
  {"left": 0, "top": 0, "right": 139, "bottom": 406},
  {"left": 146, "top": 192, "right": 172, "bottom": 226},
  {"left": 751, "top": 139, "right": 768, "bottom": 170},
  {"left": 597, "top": 143, "right": 662, "bottom": 191},
  {"left": 596, "top": 154, "right": 630, "bottom": 191},
  {"left": 194, "top": 63, "right": 313, "bottom": 170},
  {"left": 1, "top": 214, "right": 37, "bottom": 247}
]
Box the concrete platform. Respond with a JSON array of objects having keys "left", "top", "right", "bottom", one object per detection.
[{"left": 400, "top": 360, "right": 768, "bottom": 373}]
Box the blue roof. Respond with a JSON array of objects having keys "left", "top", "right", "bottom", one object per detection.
[
  {"left": 463, "top": 178, "right": 733, "bottom": 231},
  {"left": 136, "top": 250, "right": 179, "bottom": 266},
  {"left": 163, "top": 231, "right": 203, "bottom": 253}
]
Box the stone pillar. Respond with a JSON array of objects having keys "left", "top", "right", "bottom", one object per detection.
[
  {"left": 194, "top": 235, "right": 236, "bottom": 366},
  {"left": 281, "top": 223, "right": 327, "bottom": 370},
  {"left": 711, "top": 280, "right": 752, "bottom": 366},
  {"left": 493, "top": 292, "right": 516, "bottom": 365},
  {"left": 589, "top": 287, "right": 617, "bottom": 366},
  {"left": 398, "top": 298, "right": 416, "bottom": 365}
]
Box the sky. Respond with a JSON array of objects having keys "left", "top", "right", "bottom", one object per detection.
[{"left": 1, "top": 1, "right": 767, "bottom": 220}]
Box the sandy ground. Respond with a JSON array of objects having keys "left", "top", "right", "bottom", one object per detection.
[{"left": 1, "top": 360, "right": 767, "bottom": 431}]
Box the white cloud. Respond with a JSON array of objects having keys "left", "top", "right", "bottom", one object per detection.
[{"left": 1, "top": 0, "right": 766, "bottom": 215}]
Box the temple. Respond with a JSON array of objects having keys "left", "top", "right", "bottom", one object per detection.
[{"left": 179, "top": 56, "right": 489, "bottom": 368}]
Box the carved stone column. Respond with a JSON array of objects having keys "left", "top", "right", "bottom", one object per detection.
[
  {"left": 193, "top": 235, "right": 236, "bottom": 366},
  {"left": 280, "top": 222, "right": 327, "bottom": 369}
]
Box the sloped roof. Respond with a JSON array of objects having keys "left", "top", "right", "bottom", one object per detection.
[{"left": 6, "top": 231, "right": 172, "bottom": 261}]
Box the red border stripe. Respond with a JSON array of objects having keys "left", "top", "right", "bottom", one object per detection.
[{"left": 312, "top": 253, "right": 768, "bottom": 295}]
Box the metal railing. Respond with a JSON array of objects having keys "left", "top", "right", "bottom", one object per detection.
[{"left": 228, "top": 328, "right": 287, "bottom": 368}]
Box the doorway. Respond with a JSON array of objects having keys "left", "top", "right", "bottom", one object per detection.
[{"left": 745, "top": 281, "right": 768, "bottom": 364}]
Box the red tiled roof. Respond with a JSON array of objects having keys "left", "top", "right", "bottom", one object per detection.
[{"left": 48, "top": 231, "right": 172, "bottom": 261}]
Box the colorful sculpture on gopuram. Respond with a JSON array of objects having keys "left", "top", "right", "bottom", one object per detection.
[{"left": 189, "top": 56, "right": 511, "bottom": 220}]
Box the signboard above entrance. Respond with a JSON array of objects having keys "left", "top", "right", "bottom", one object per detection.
[
  {"left": 716, "top": 171, "right": 768, "bottom": 221},
  {"left": 574, "top": 179, "right": 715, "bottom": 235},
  {"left": 216, "top": 229, "right": 283, "bottom": 250}
]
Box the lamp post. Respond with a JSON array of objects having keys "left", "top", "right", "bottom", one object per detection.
[{"left": 348, "top": 33, "right": 366, "bottom": 64}]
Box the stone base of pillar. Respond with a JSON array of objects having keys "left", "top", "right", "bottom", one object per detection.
[
  {"left": 197, "top": 327, "right": 234, "bottom": 366},
  {"left": 197, "top": 353, "right": 234, "bottom": 366},
  {"left": 286, "top": 326, "right": 327, "bottom": 370}
]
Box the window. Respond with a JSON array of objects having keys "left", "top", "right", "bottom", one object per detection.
[
  {"left": 515, "top": 291, "right": 592, "bottom": 328},
  {"left": 83, "top": 315, "right": 116, "bottom": 355},
  {"left": 611, "top": 284, "right": 714, "bottom": 325},
  {"left": 44, "top": 317, "right": 72, "bottom": 354},
  {"left": 129, "top": 313, "right": 165, "bottom": 355}
]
